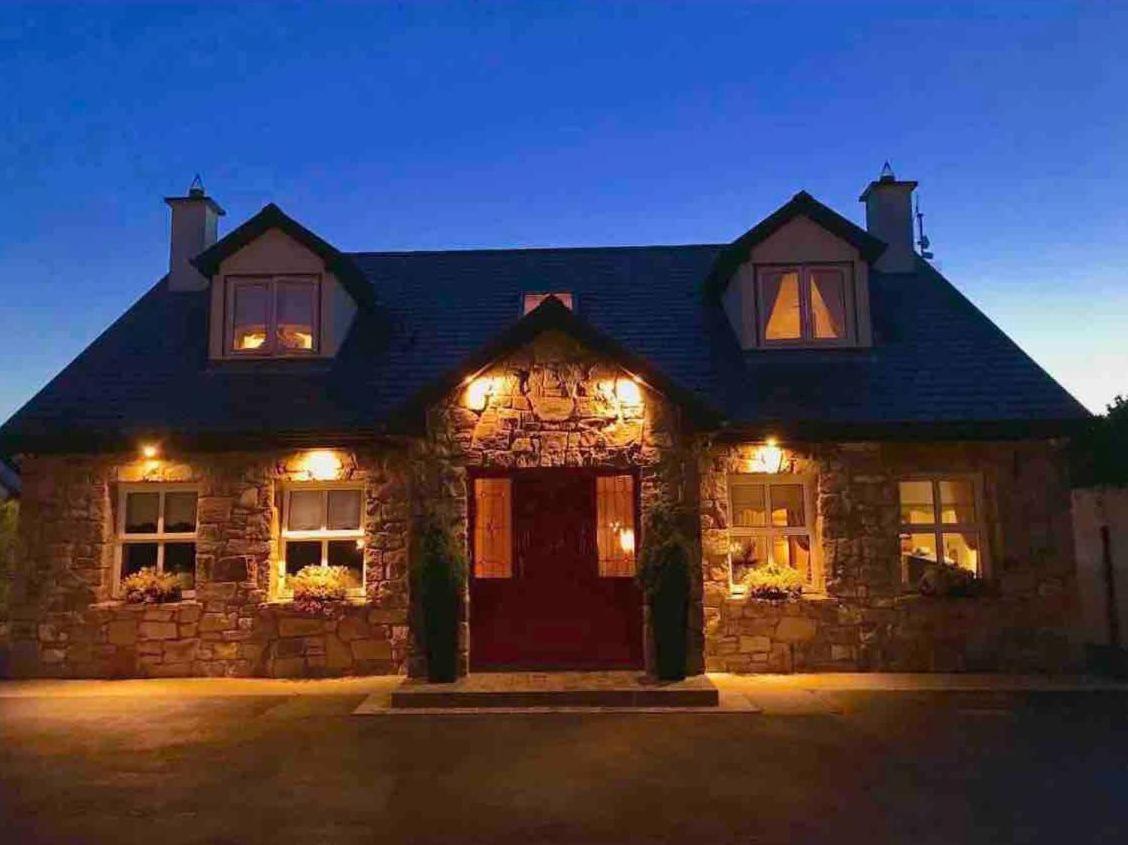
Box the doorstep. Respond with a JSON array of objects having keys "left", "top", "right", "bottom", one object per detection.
[{"left": 377, "top": 671, "right": 721, "bottom": 711}]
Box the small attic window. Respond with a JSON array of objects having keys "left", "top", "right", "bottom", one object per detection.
[
  {"left": 756, "top": 265, "right": 855, "bottom": 346},
  {"left": 227, "top": 275, "right": 319, "bottom": 355},
  {"left": 522, "top": 292, "right": 574, "bottom": 315}
]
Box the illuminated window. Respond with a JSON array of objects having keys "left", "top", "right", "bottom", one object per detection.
[
  {"left": 522, "top": 292, "right": 574, "bottom": 315},
  {"left": 282, "top": 486, "right": 364, "bottom": 592},
  {"left": 227, "top": 276, "right": 318, "bottom": 355},
  {"left": 727, "top": 474, "right": 815, "bottom": 589},
  {"left": 473, "top": 478, "right": 512, "bottom": 578},
  {"left": 596, "top": 475, "right": 636, "bottom": 577},
  {"left": 898, "top": 477, "right": 982, "bottom": 583},
  {"left": 757, "top": 265, "right": 852, "bottom": 344},
  {"left": 117, "top": 485, "right": 198, "bottom": 595}
]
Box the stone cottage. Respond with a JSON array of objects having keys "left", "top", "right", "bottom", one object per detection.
[{"left": 0, "top": 167, "right": 1088, "bottom": 678}]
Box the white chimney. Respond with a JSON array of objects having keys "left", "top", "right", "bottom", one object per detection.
[
  {"left": 164, "top": 176, "right": 224, "bottom": 291},
  {"left": 859, "top": 163, "right": 918, "bottom": 274}
]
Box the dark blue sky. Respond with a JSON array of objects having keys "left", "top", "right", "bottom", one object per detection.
[{"left": 2, "top": 1, "right": 1124, "bottom": 419}]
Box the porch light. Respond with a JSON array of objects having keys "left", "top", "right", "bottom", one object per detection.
[
  {"left": 746, "top": 438, "right": 784, "bottom": 474},
  {"left": 614, "top": 377, "right": 642, "bottom": 406},
  {"left": 465, "top": 376, "right": 495, "bottom": 411},
  {"left": 140, "top": 443, "right": 159, "bottom": 459},
  {"left": 302, "top": 450, "right": 342, "bottom": 481}
]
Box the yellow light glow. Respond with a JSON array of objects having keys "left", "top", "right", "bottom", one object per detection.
[
  {"left": 746, "top": 439, "right": 785, "bottom": 474},
  {"left": 141, "top": 443, "right": 159, "bottom": 459},
  {"left": 618, "top": 527, "right": 636, "bottom": 555},
  {"left": 465, "top": 377, "right": 494, "bottom": 411},
  {"left": 302, "top": 450, "right": 342, "bottom": 481},
  {"left": 615, "top": 378, "right": 642, "bottom": 406},
  {"left": 237, "top": 331, "right": 267, "bottom": 350},
  {"left": 355, "top": 538, "right": 365, "bottom": 550}
]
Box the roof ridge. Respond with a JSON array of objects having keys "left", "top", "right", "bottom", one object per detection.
[{"left": 348, "top": 243, "right": 724, "bottom": 258}]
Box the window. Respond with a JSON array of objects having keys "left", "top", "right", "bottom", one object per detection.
[
  {"left": 757, "top": 265, "right": 852, "bottom": 345},
  {"left": 227, "top": 276, "right": 318, "bottom": 355},
  {"left": 522, "top": 292, "right": 574, "bottom": 315},
  {"left": 596, "top": 475, "right": 636, "bottom": 577},
  {"left": 117, "top": 486, "right": 198, "bottom": 595},
  {"left": 727, "top": 474, "right": 815, "bottom": 590},
  {"left": 898, "top": 477, "right": 982, "bottom": 582},
  {"left": 473, "top": 478, "right": 512, "bottom": 578},
  {"left": 281, "top": 486, "right": 364, "bottom": 591}
]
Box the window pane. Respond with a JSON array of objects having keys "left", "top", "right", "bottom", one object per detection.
[
  {"left": 597, "top": 475, "right": 635, "bottom": 577},
  {"left": 163, "top": 492, "right": 198, "bottom": 533},
  {"left": 124, "top": 492, "right": 160, "bottom": 534},
  {"left": 288, "top": 490, "right": 323, "bottom": 531},
  {"left": 939, "top": 480, "right": 976, "bottom": 524},
  {"left": 809, "top": 269, "right": 847, "bottom": 339},
  {"left": 122, "top": 543, "right": 158, "bottom": 577},
  {"left": 164, "top": 542, "right": 196, "bottom": 590},
  {"left": 276, "top": 281, "right": 315, "bottom": 350},
  {"left": 326, "top": 489, "right": 362, "bottom": 531},
  {"left": 730, "top": 536, "right": 769, "bottom": 586},
  {"left": 898, "top": 481, "right": 935, "bottom": 525},
  {"left": 762, "top": 270, "right": 802, "bottom": 340},
  {"left": 232, "top": 282, "right": 270, "bottom": 351},
  {"left": 790, "top": 535, "right": 812, "bottom": 582},
  {"left": 328, "top": 540, "right": 364, "bottom": 589},
  {"left": 942, "top": 532, "right": 980, "bottom": 574},
  {"left": 901, "top": 532, "right": 937, "bottom": 583},
  {"left": 473, "top": 478, "right": 512, "bottom": 578},
  {"left": 730, "top": 482, "right": 767, "bottom": 527},
  {"left": 285, "top": 541, "right": 322, "bottom": 577},
  {"left": 769, "top": 484, "right": 805, "bottom": 527}
]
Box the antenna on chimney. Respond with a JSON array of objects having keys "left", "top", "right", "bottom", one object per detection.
[
  {"left": 915, "top": 195, "right": 934, "bottom": 260},
  {"left": 879, "top": 160, "right": 895, "bottom": 181},
  {"left": 188, "top": 173, "right": 205, "bottom": 197}
]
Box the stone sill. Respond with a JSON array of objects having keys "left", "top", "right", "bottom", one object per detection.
[
  {"left": 89, "top": 599, "right": 201, "bottom": 612},
  {"left": 728, "top": 591, "right": 832, "bottom": 603},
  {"left": 265, "top": 596, "right": 370, "bottom": 609}
]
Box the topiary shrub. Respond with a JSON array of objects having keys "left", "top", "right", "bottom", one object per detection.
[
  {"left": 637, "top": 503, "right": 692, "bottom": 681},
  {"left": 410, "top": 515, "right": 466, "bottom": 682},
  {"left": 121, "top": 567, "right": 182, "bottom": 604},
  {"left": 739, "top": 561, "right": 804, "bottom": 601},
  {"left": 290, "top": 565, "right": 350, "bottom": 615}
]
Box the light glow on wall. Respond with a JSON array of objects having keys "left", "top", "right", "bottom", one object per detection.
[
  {"left": 140, "top": 443, "right": 160, "bottom": 459},
  {"left": 614, "top": 377, "right": 642, "bottom": 406},
  {"left": 465, "top": 376, "right": 496, "bottom": 411},
  {"left": 745, "top": 438, "right": 785, "bottom": 474},
  {"left": 301, "top": 450, "right": 343, "bottom": 481}
]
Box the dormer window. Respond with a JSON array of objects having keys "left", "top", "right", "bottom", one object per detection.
[
  {"left": 523, "top": 292, "right": 574, "bottom": 315},
  {"left": 227, "top": 275, "right": 319, "bottom": 355},
  {"left": 756, "top": 264, "right": 854, "bottom": 346}
]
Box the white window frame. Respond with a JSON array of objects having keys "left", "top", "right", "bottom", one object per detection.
[
  {"left": 726, "top": 472, "right": 820, "bottom": 593},
  {"left": 225, "top": 274, "right": 321, "bottom": 357},
  {"left": 898, "top": 474, "right": 988, "bottom": 582},
  {"left": 115, "top": 483, "right": 199, "bottom": 598},
  {"left": 754, "top": 263, "right": 856, "bottom": 347},
  {"left": 280, "top": 483, "right": 366, "bottom": 596}
]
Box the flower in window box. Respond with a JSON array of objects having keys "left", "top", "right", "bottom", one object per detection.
[
  {"left": 120, "top": 567, "right": 182, "bottom": 604},
  {"left": 918, "top": 560, "right": 984, "bottom": 598},
  {"left": 289, "top": 564, "right": 350, "bottom": 615},
  {"left": 738, "top": 561, "right": 804, "bottom": 602}
]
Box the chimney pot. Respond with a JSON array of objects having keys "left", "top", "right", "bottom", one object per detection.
[
  {"left": 164, "top": 177, "right": 224, "bottom": 292},
  {"left": 859, "top": 164, "right": 917, "bottom": 273}
]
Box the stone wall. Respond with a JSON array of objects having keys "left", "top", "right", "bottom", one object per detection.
[
  {"left": 421, "top": 330, "right": 696, "bottom": 676},
  {"left": 7, "top": 447, "right": 411, "bottom": 678},
  {"left": 701, "top": 440, "right": 1081, "bottom": 672}
]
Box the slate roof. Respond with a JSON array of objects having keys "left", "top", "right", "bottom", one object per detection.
[{"left": 0, "top": 205, "right": 1089, "bottom": 454}]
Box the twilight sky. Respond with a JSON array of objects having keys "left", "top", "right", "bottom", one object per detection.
[{"left": 1, "top": 1, "right": 1125, "bottom": 422}]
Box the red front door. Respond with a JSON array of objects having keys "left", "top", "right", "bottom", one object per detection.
[{"left": 469, "top": 470, "right": 643, "bottom": 670}]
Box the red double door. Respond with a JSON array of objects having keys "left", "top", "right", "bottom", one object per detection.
[{"left": 469, "top": 470, "right": 644, "bottom": 670}]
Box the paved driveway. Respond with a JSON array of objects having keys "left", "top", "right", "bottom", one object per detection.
[{"left": 1, "top": 676, "right": 1125, "bottom": 844}]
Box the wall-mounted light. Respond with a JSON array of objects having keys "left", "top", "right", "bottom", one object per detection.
[
  {"left": 140, "top": 443, "right": 160, "bottom": 459},
  {"left": 302, "top": 450, "right": 342, "bottom": 481},
  {"left": 614, "top": 377, "right": 643, "bottom": 407},
  {"left": 465, "top": 376, "right": 495, "bottom": 412},
  {"left": 745, "top": 437, "right": 785, "bottom": 474}
]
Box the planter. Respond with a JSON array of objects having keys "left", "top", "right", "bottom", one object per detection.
[{"left": 651, "top": 569, "right": 689, "bottom": 681}]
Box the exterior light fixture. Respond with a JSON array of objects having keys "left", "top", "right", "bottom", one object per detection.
[
  {"left": 303, "top": 450, "right": 342, "bottom": 481},
  {"left": 465, "top": 377, "right": 494, "bottom": 412},
  {"left": 746, "top": 437, "right": 785, "bottom": 474},
  {"left": 141, "top": 443, "right": 159, "bottom": 459},
  {"left": 614, "top": 377, "right": 642, "bottom": 406}
]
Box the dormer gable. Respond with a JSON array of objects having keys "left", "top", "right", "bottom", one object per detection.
[
  {"left": 707, "top": 191, "right": 885, "bottom": 350},
  {"left": 191, "top": 204, "right": 373, "bottom": 361}
]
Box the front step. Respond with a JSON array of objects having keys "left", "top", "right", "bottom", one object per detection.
[{"left": 390, "top": 671, "right": 719, "bottom": 710}]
